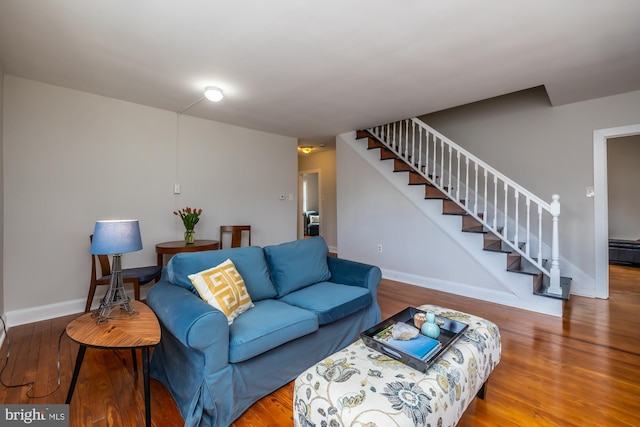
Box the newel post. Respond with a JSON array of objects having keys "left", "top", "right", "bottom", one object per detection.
[{"left": 548, "top": 194, "right": 562, "bottom": 295}]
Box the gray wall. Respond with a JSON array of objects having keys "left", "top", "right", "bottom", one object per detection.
[
  {"left": 417, "top": 87, "right": 640, "bottom": 293},
  {"left": 608, "top": 135, "right": 640, "bottom": 240},
  {"left": 3, "top": 76, "right": 298, "bottom": 324}
]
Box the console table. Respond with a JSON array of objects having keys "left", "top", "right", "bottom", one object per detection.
[{"left": 155, "top": 239, "right": 220, "bottom": 266}]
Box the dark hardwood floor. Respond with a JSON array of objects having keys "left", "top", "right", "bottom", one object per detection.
[{"left": 1, "top": 265, "right": 639, "bottom": 426}]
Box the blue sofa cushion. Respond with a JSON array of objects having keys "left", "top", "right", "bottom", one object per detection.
[
  {"left": 278, "top": 281, "right": 372, "bottom": 325},
  {"left": 263, "top": 236, "right": 331, "bottom": 297},
  {"left": 228, "top": 299, "right": 319, "bottom": 363},
  {"left": 166, "top": 246, "right": 278, "bottom": 301}
]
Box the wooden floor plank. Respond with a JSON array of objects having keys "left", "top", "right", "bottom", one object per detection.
[{"left": 0, "top": 265, "right": 638, "bottom": 426}]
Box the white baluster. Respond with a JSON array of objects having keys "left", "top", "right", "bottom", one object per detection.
[
  {"left": 493, "top": 176, "right": 498, "bottom": 230},
  {"left": 448, "top": 145, "right": 452, "bottom": 196},
  {"left": 465, "top": 158, "right": 470, "bottom": 207},
  {"left": 425, "top": 131, "right": 430, "bottom": 177},
  {"left": 440, "top": 139, "right": 444, "bottom": 190},
  {"left": 514, "top": 190, "right": 519, "bottom": 248},
  {"left": 404, "top": 120, "right": 409, "bottom": 159},
  {"left": 474, "top": 163, "right": 479, "bottom": 215},
  {"left": 525, "top": 197, "right": 531, "bottom": 257},
  {"left": 411, "top": 122, "right": 416, "bottom": 166},
  {"left": 503, "top": 182, "right": 508, "bottom": 239},
  {"left": 537, "top": 204, "right": 543, "bottom": 264},
  {"left": 456, "top": 151, "right": 461, "bottom": 200},
  {"left": 483, "top": 169, "right": 488, "bottom": 225},
  {"left": 418, "top": 127, "right": 423, "bottom": 172}
]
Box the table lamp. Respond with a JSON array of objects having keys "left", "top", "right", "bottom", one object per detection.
[{"left": 91, "top": 219, "right": 143, "bottom": 324}]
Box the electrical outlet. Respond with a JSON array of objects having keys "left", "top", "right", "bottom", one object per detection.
[
  {"left": 586, "top": 186, "right": 595, "bottom": 198},
  {"left": 377, "top": 244, "right": 383, "bottom": 253}
]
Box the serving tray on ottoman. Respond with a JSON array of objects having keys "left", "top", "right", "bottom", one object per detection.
[
  {"left": 361, "top": 306, "right": 469, "bottom": 372},
  {"left": 294, "top": 304, "right": 501, "bottom": 427}
]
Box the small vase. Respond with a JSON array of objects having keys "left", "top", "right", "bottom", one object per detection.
[
  {"left": 421, "top": 311, "right": 440, "bottom": 339},
  {"left": 184, "top": 229, "right": 195, "bottom": 244}
]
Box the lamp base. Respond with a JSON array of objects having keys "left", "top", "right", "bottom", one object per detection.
[{"left": 93, "top": 254, "right": 138, "bottom": 324}]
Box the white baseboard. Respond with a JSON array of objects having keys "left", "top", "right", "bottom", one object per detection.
[
  {"left": 4, "top": 288, "right": 150, "bottom": 328},
  {"left": 381, "top": 268, "right": 563, "bottom": 317},
  {"left": 0, "top": 313, "right": 7, "bottom": 349}
]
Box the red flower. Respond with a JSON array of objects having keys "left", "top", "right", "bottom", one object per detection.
[{"left": 174, "top": 207, "right": 203, "bottom": 230}]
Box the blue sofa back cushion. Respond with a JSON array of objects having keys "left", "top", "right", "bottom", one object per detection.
[
  {"left": 166, "top": 246, "right": 278, "bottom": 301},
  {"left": 263, "top": 236, "right": 331, "bottom": 297}
]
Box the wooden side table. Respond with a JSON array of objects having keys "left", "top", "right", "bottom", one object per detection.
[
  {"left": 65, "top": 301, "right": 160, "bottom": 427},
  {"left": 155, "top": 239, "right": 220, "bottom": 266}
]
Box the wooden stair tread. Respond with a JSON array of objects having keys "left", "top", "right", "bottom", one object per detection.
[{"left": 533, "top": 276, "right": 571, "bottom": 300}]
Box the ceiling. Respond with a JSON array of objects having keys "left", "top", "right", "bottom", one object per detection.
[{"left": 1, "top": 1, "right": 640, "bottom": 148}]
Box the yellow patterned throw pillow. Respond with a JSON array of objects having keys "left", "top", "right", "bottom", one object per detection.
[{"left": 188, "top": 258, "right": 254, "bottom": 324}]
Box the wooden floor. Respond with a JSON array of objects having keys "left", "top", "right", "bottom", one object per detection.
[{"left": 1, "top": 265, "right": 639, "bottom": 426}]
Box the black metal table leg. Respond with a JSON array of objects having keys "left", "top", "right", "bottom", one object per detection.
[
  {"left": 66, "top": 345, "right": 87, "bottom": 403},
  {"left": 132, "top": 348, "right": 138, "bottom": 379},
  {"left": 142, "top": 346, "right": 151, "bottom": 427}
]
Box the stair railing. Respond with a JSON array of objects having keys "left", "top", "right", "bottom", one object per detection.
[{"left": 367, "top": 118, "right": 562, "bottom": 295}]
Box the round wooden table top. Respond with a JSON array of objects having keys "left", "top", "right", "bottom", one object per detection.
[
  {"left": 66, "top": 301, "right": 160, "bottom": 349},
  {"left": 155, "top": 239, "right": 220, "bottom": 265},
  {"left": 155, "top": 239, "right": 220, "bottom": 253}
]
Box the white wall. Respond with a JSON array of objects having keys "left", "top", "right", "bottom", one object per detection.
[
  {"left": 337, "top": 137, "right": 507, "bottom": 288},
  {"left": 607, "top": 135, "right": 640, "bottom": 240},
  {"left": 302, "top": 173, "right": 319, "bottom": 212},
  {"left": 299, "top": 149, "right": 337, "bottom": 250},
  {"left": 3, "top": 76, "right": 298, "bottom": 323}
]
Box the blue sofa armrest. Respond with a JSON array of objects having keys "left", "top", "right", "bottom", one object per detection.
[
  {"left": 147, "top": 281, "right": 229, "bottom": 354},
  {"left": 327, "top": 257, "right": 382, "bottom": 300}
]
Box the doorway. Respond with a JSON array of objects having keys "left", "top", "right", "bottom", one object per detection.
[
  {"left": 298, "top": 170, "right": 321, "bottom": 239},
  {"left": 593, "top": 124, "right": 640, "bottom": 299}
]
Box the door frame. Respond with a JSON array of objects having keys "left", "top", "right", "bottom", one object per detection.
[
  {"left": 593, "top": 123, "right": 640, "bottom": 299},
  {"left": 298, "top": 169, "right": 322, "bottom": 239}
]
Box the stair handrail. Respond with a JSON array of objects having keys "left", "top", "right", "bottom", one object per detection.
[{"left": 367, "top": 118, "right": 562, "bottom": 295}]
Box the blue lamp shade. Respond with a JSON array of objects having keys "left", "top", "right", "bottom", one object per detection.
[{"left": 91, "top": 220, "right": 143, "bottom": 255}]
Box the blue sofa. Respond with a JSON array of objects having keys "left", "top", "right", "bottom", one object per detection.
[{"left": 147, "top": 236, "right": 382, "bottom": 427}]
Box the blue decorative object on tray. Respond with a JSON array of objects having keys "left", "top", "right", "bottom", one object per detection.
[{"left": 421, "top": 310, "right": 441, "bottom": 339}]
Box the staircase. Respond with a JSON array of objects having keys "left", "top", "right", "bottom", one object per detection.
[{"left": 356, "top": 119, "right": 571, "bottom": 300}]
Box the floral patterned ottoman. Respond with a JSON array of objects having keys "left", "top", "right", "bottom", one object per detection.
[{"left": 293, "top": 305, "right": 501, "bottom": 427}]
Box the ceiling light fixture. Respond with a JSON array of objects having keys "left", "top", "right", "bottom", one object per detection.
[
  {"left": 300, "top": 146, "right": 313, "bottom": 154},
  {"left": 204, "top": 86, "right": 224, "bottom": 102}
]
